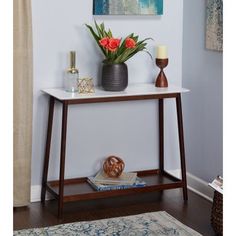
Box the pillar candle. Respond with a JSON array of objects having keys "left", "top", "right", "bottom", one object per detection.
[{"left": 156, "top": 45, "right": 168, "bottom": 59}]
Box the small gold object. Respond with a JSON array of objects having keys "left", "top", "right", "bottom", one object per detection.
[
  {"left": 67, "top": 51, "right": 79, "bottom": 74},
  {"left": 78, "top": 78, "right": 95, "bottom": 94},
  {"left": 64, "top": 51, "right": 79, "bottom": 92}
]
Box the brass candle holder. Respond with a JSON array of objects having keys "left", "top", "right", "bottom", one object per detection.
[{"left": 155, "top": 58, "right": 168, "bottom": 87}]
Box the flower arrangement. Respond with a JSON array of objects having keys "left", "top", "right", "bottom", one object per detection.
[{"left": 85, "top": 21, "right": 151, "bottom": 65}]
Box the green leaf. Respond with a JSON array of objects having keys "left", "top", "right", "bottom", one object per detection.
[
  {"left": 133, "top": 36, "right": 139, "bottom": 42},
  {"left": 85, "top": 24, "right": 107, "bottom": 57},
  {"left": 94, "top": 20, "right": 104, "bottom": 37},
  {"left": 100, "top": 23, "right": 105, "bottom": 34},
  {"left": 143, "top": 50, "right": 153, "bottom": 60},
  {"left": 107, "top": 29, "right": 113, "bottom": 37}
]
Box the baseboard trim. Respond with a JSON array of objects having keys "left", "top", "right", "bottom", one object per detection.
[
  {"left": 187, "top": 172, "right": 214, "bottom": 202},
  {"left": 31, "top": 185, "right": 52, "bottom": 202},
  {"left": 167, "top": 169, "right": 214, "bottom": 202},
  {"left": 31, "top": 170, "right": 214, "bottom": 202}
]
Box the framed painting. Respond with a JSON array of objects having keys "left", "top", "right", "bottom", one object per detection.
[
  {"left": 206, "top": 0, "right": 223, "bottom": 51},
  {"left": 93, "top": 0, "right": 163, "bottom": 15}
]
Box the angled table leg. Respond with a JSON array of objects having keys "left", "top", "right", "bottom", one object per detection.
[
  {"left": 58, "top": 101, "right": 69, "bottom": 218},
  {"left": 176, "top": 93, "right": 188, "bottom": 201},
  {"left": 41, "top": 96, "right": 55, "bottom": 203},
  {"left": 159, "top": 99, "right": 164, "bottom": 173}
]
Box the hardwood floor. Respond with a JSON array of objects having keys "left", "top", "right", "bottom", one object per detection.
[{"left": 14, "top": 189, "right": 216, "bottom": 235}]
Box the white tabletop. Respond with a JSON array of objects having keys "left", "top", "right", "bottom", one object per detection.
[{"left": 42, "top": 83, "right": 189, "bottom": 101}]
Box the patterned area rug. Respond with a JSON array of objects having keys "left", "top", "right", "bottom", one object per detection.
[{"left": 14, "top": 211, "right": 202, "bottom": 236}]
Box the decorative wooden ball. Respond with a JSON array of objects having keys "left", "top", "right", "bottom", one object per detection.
[{"left": 103, "top": 156, "right": 125, "bottom": 178}]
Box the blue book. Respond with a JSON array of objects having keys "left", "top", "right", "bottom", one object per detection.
[{"left": 87, "top": 176, "right": 146, "bottom": 191}]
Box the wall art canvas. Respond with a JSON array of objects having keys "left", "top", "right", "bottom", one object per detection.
[
  {"left": 93, "top": 0, "right": 163, "bottom": 15},
  {"left": 206, "top": 0, "right": 223, "bottom": 51}
]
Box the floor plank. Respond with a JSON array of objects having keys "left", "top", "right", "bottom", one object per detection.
[{"left": 14, "top": 189, "right": 216, "bottom": 235}]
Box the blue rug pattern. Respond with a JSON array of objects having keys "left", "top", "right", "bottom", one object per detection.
[{"left": 14, "top": 211, "right": 202, "bottom": 236}]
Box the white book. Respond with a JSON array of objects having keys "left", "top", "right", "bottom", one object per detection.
[
  {"left": 93, "top": 171, "right": 137, "bottom": 185},
  {"left": 209, "top": 176, "right": 223, "bottom": 194}
]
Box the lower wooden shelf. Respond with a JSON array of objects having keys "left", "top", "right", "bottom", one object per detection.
[{"left": 46, "top": 169, "right": 183, "bottom": 203}]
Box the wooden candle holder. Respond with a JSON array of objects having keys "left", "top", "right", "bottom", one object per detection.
[{"left": 155, "top": 58, "right": 168, "bottom": 88}]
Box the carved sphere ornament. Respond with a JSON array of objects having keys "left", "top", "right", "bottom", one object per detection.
[{"left": 103, "top": 156, "right": 125, "bottom": 177}]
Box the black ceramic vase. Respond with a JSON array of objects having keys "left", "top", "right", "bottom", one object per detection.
[{"left": 101, "top": 63, "right": 128, "bottom": 91}]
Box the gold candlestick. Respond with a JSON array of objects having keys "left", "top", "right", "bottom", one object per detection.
[{"left": 64, "top": 51, "right": 79, "bottom": 92}]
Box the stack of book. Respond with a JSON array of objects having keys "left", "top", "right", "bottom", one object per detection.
[
  {"left": 87, "top": 171, "right": 146, "bottom": 191},
  {"left": 209, "top": 175, "right": 223, "bottom": 194}
]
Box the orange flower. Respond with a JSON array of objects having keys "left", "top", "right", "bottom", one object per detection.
[
  {"left": 99, "top": 37, "right": 109, "bottom": 48},
  {"left": 86, "top": 21, "right": 151, "bottom": 64},
  {"left": 107, "top": 38, "right": 121, "bottom": 52},
  {"left": 125, "top": 38, "right": 136, "bottom": 49}
]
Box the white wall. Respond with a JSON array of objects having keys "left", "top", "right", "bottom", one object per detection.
[
  {"left": 182, "top": 0, "right": 223, "bottom": 182},
  {"left": 31, "top": 0, "right": 184, "bottom": 185}
]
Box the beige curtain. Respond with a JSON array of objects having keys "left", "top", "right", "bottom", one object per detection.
[{"left": 13, "top": 0, "right": 33, "bottom": 207}]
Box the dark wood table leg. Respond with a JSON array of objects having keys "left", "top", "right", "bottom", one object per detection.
[
  {"left": 159, "top": 99, "right": 164, "bottom": 173},
  {"left": 41, "top": 96, "right": 55, "bottom": 203},
  {"left": 176, "top": 93, "right": 188, "bottom": 201},
  {"left": 58, "top": 101, "right": 68, "bottom": 218}
]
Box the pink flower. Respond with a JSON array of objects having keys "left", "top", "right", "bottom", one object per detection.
[
  {"left": 107, "top": 38, "right": 121, "bottom": 52},
  {"left": 99, "top": 37, "right": 110, "bottom": 48},
  {"left": 125, "top": 38, "right": 136, "bottom": 49}
]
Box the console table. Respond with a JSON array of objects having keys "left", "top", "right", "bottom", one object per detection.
[{"left": 41, "top": 83, "right": 189, "bottom": 218}]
